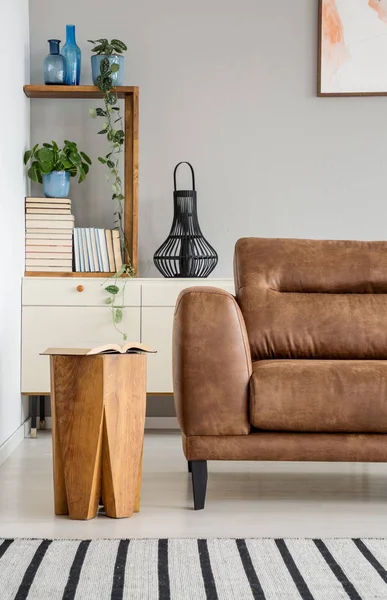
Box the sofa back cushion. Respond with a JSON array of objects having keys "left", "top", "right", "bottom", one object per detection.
[{"left": 234, "top": 238, "right": 387, "bottom": 360}]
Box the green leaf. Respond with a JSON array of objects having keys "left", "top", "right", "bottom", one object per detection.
[
  {"left": 100, "top": 57, "right": 110, "bottom": 74},
  {"left": 60, "top": 158, "right": 72, "bottom": 169},
  {"left": 123, "top": 333, "right": 128, "bottom": 341},
  {"left": 114, "top": 308, "right": 123, "bottom": 324},
  {"left": 37, "top": 147, "right": 54, "bottom": 165},
  {"left": 111, "top": 63, "right": 120, "bottom": 73},
  {"left": 69, "top": 151, "right": 82, "bottom": 165},
  {"left": 105, "top": 297, "right": 112, "bottom": 304},
  {"left": 95, "top": 108, "right": 106, "bottom": 117},
  {"left": 111, "top": 39, "right": 128, "bottom": 51},
  {"left": 43, "top": 143, "right": 53, "bottom": 148},
  {"left": 106, "top": 92, "right": 117, "bottom": 105},
  {"left": 81, "top": 162, "right": 90, "bottom": 175},
  {"left": 107, "top": 160, "right": 115, "bottom": 169},
  {"left": 91, "top": 45, "right": 105, "bottom": 54},
  {"left": 27, "top": 165, "right": 40, "bottom": 182},
  {"left": 111, "top": 106, "right": 120, "bottom": 111},
  {"left": 78, "top": 164, "right": 86, "bottom": 183},
  {"left": 40, "top": 162, "right": 53, "bottom": 174},
  {"left": 112, "top": 183, "right": 118, "bottom": 193},
  {"left": 89, "top": 108, "right": 97, "bottom": 118},
  {"left": 116, "top": 194, "right": 124, "bottom": 201},
  {"left": 80, "top": 151, "right": 92, "bottom": 165},
  {"left": 105, "top": 285, "right": 119, "bottom": 295},
  {"left": 98, "top": 157, "right": 107, "bottom": 164},
  {"left": 52, "top": 141, "right": 59, "bottom": 152},
  {"left": 23, "top": 150, "right": 32, "bottom": 165},
  {"left": 31, "top": 143, "right": 39, "bottom": 154},
  {"left": 98, "top": 129, "right": 108, "bottom": 135}
]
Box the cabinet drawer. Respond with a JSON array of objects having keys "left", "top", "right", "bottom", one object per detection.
[
  {"left": 22, "top": 277, "right": 141, "bottom": 307},
  {"left": 22, "top": 306, "right": 141, "bottom": 394},
  {"left": 142, "top": 307, "right": 174, "bottom": 393},
  {"left": 141, "top": 279, "right": 234, "bottom": 307}
]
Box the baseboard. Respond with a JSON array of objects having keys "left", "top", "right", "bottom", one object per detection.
[
  {"left": 0, "top": 420, "right": 28, "bottom": 466},
  {"left": 32, "top": 417, "right": 52, "bottom": 430},
  {"left": 32, "top": 416, "right": 178, "bottom": 431},
  {"left": 145, "top": 417, "right": 179, "bottom": 429}
]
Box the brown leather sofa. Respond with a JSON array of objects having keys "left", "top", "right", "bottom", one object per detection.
[{"left": 173, "top": 237, "right": 387, "bottom": 510}]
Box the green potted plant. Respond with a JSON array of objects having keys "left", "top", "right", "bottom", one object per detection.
[
  {"left": 24, "top": 140, "right": 92, "bottom": 198},
  {"left": 88, "top": 38, "right": 127, "bottom": 86}
]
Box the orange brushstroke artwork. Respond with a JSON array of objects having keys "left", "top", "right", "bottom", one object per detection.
[
  {"left": 369, "top": 0, "right": 387, "bottom": 23},
  {"left": 321, "top": 0, "right": 349, "bottom": 86}
]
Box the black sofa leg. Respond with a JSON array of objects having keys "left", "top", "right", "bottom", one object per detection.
[
  {"left": 191, "top": 460, "right": 207, "bottom": 510},
  {"left": 188, "top": 460, "right": 192, "bottom": 473}
]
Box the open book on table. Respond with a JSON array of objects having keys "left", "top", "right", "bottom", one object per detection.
[{"left": 42, "top": 342, "right": 156, "bottom": 356}]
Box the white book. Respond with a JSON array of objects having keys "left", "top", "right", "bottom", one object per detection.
[
  {"left": 73, "top": 230, "right": 80, "bottom": 272},
  {"left": 26, "top": 259, "right": 73, "bottom": 267},
  {"left": 80, "top": 228, "right": 90, "bottom": 272},
  {"left": 26, "top": 197, "right": 71, "bottom": 205},
  {"left": 26, "top": 239, "right": 73, "bottom": 247},
  {"left": 85, "top": 228, "right": 95, "bottom": 272},
  {"left": 75, "top": 229, "right": 85, "bottom": 272},
  {"left": 112, "top": 230, "right": 123, "bottom": 271},
  {"left": 26, "top": 229, "right": 73, "bottom": 237},
  {"left": 26, "top": 252, "right": 73, "bottom": 260},
  {"left": 97, "top": 229, "right": 110, "bottom": 272},
  {"left": 25, "top": 202, "right": 71, "bottom": 209},
  {"left": 26, "top": 214, "right": 74, "bottom": 221},
  {"left": 94, "top": 228, "right": 103, "bottom": 272},
  {"left": 90, "top": 229, "right": 100, "bottom": 273},
  {"left": 26, "top": 245, "right": 72, "bottom": 253},
  {"left": 25, "top": 221, "right": 74, "bottom": 230},
  {"left": 26, "top": 208, "right": 72, "bottom": 215},
  {"left": 26, "top": 266, "right": 73, "bottom": 273}
]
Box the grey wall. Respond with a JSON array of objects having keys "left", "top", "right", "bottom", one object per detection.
[
  {"left": 29, "top": 0, "right": 387, "bottom": 278},
  {"left": 0, "top": 0, "right": 30, "bottom": 446}
]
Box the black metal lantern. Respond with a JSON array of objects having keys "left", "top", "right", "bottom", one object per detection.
[{"left": 153, "top": 162, "right": 218, "bottom": 277}]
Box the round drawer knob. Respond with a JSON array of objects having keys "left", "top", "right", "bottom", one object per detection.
[{"left": 76, "top": 285, "right": 84, "bottom": 293}]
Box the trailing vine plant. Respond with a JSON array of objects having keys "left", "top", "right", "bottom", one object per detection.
[{"left": 89, "top": 39, "right": 134, "bottom": 339}]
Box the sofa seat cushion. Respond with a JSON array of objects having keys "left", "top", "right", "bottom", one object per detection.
[{"left": 250, "top": 360, "right": 387, "bottom": 433}]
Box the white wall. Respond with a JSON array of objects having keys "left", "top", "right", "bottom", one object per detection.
[
  {"left": 29, "top": 0, "right": 387, "bottom": 277},
  {"left": 0, "top": 1, "right": 30, "bottom": 447}
]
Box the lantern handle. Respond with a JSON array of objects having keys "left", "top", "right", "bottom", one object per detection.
[{"left": 173, "top": 162, "right": 196, "bottom": 192}]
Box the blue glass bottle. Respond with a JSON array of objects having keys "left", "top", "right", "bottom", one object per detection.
[
  {"left": 44, "top": 40, "right": 65, "bottom": 85},
  {"left": 62, "top": 24, "right": 81, "bottom": 85}
]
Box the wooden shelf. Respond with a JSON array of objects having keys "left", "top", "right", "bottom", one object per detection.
[
  {"left": 24, "top": 85, "right": 138, "bottom": 99},
  {"left": 25, "top": 272, "right": 116, "bottom": 278},
  {"left": 23, "top": 84, "right": 139, "bottom": 276}
]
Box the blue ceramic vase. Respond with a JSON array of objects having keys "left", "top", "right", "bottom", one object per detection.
[
  {"left": 62, "top": 24, "right": 81, "bottom": 85},
  {"left": 44, "top": 40, "right": 65, "bottom": 85},
  {"left": 43, "top": 171, "right": 70, "bottom": 198},
  {"left": 91, "top": 55, "right": 124, "bottom": 86}
]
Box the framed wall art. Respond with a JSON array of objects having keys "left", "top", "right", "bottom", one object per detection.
[{"left": 319, "top": 0, "right": 387, "bottom": 96}]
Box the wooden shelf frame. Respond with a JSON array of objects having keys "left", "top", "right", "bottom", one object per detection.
[{"left": 23, "top": 85, "right": 139, "bottom": 278}]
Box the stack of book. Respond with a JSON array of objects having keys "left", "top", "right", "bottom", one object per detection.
[
  {"left": 73, "top": 228, "right": 123, "bottom": 273},
  {"left": 25, "top": 197, "right": 74, "bottom": 273}
]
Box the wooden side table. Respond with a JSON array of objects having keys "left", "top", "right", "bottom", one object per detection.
[{"left": 47, "top": 352, "right": 146, "bottom": 520}]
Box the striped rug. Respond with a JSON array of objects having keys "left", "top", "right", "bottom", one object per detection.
[{"left": 1, "top": 538, "right": 387, "bottom": 599}]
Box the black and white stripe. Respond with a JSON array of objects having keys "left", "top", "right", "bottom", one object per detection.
[{"left": 1, "top": 538, "right": 387, "bottom": 599}]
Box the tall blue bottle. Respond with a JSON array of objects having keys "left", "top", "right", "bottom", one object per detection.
[{"left": 62, "top": 24, "right": 81, "bottom": 85}]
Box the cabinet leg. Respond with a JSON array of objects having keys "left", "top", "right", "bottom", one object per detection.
[
  {"left": 191, "top": 460, "right": 207, "bottom": 511},
  {"left": 30, "top": 396, "right": 37, "bottom": 439},
  {"left": 188, "top": 460, "right": 192, "bottom": 473},
  {"left": 39, "top": 395, "right": 46, "bottom": 430}
]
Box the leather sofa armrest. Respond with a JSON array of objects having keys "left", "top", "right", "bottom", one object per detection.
[{"left": 173, "top": 287, "right": 252, "bottom": 436}]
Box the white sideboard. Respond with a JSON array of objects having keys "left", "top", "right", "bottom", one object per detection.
[{"left": 22, "top": 277, "right": 234, "bottom": 395}]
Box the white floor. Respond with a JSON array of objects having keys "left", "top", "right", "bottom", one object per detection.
[{"left": 0, "top": 431, "right": 387, "bottom": 539}]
